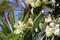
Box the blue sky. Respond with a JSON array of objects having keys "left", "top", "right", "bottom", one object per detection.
[
  {"left": 8, "top": 0, "right": 23, "bottom": 21},
  {"left": 0, "top": 0, "right": 23, "bottom": 31}
]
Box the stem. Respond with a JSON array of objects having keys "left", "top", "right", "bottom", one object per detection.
[
  {"left": 5, "top": 17, "right": 13, "bottom": 32},
  {"left": 22, "top": 0, "right": 27, "bottom": 8}
]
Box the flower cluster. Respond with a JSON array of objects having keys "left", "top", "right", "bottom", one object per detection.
[
  {"left": 30, "top": 0, "right": 41, "bottom": 8},
  {"left": 13, "top": 18, "right": 33, "bottom": 34},
  {"left": 26, "top": 0, "right": 41, "bottom": 8},
  {"left": 39, "top": 14, "right": 60, "bottom": 37},
  {"left": 45, "top": 25, "right": 53, "bottom": 37},
  {"left": 45, "top": 21, "right": 60, "bottom": 37},
  {"left": 14, "top": 21, "right": 27, "bottom": 34}
]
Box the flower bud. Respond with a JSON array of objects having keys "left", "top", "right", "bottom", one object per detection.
[{"left": 39, "top": 23, "right": 43, "bottom": 29}]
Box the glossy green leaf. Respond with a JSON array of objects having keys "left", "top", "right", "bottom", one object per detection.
[
  {"left": 32, "top": 14, "right": 37, "bottom": 21},
  {"left": 34, "top": 32, "right": 45, "bottom": 40},
  {"left": 0, "top": 32, "right": 7, "bottom": 40},
  {"left": 23, "top": 12, "right": 29, "bottom": 23},
  {"left": 19, "top": 10, "right": 24, "bottom": 22},
  {"left": 24, "top": 29, "right": 32, "bottom": 40},
  {"left": 32, "top": 13, "right": 44, "bottom": 32},
  {"left": 9, "top": 8, "right": 16, "bottom": 30},
  {"left": 0, "top": 16, "right": 12, "bottom": 33},
  {"left": 33, "top": 2, "right": 46, "bottom": 15},
  {"left": 7, "top": 33, "right": 20, "bottom": 40},
  {"left": 9, "top": 8, "right": 16, "bottom": 25},
  {"left": 0, "top": 24, "right": 9, "bottom": 34}
]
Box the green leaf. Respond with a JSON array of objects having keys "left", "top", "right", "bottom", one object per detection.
[
  {"left": 9, "top": 8, "right": 16, "bottom": 25},
  {"left": 32, "top": 14, "right": 37, "bottom": 21},
  {"left": 51, "top": 36, "right": 60, "bottom": 40},
  {"left": 7, "top": 33, "right": 20, "bottom": 40},
  {"left": 0, "top": 32, "right": 7, "bottom": 40},
  {"left": 33, "top": 2, "right": 46, "bottom": 15},
  {"left": 19, "top": 34, "right": 24, "bottom": 40},
  {"left": 34, "top": 32, "right": 45, "bottom": 40},
  {"left": 24, "top": 29, "right": 32, "bottom": 40},
  {"left": 0, "top": 16, "right": 12, "bottom": 33},
  {"left": 9, "top": 8, "right": 16, "bottom": 30},
  {"left": 32, "top": 13, "right": 44, "bottom": 32},
  {"left": 19, "top": 10, "right": 24, "bottom": 22},
  {"left": 23, "top": 12, "right": 29, "bottom": 23},
  {"left": 0, "top": 24, "right": 9, "bottom": 34}
]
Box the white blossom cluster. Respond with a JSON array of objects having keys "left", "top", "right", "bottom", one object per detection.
[
  {"left": 39, "top": 14, "right": 60, "bottom": 37},
  {"left": 45, "top": 22, "right": 60, "bottom": 37},
  {"left": 25, "top": 0, "right": 41, "bottom": 8},
  {"left": 13, "top": 18, "right": 33, "bottom": 34},
  {"left": 14, "top": 21, "right": 27, "bottom": 34}
]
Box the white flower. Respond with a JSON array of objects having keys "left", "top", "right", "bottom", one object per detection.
[
  {"left": 39, "top": 23, "right": 43, "bottom": 29},
  {"left": 25, "top": 0, "right": 35, "bottom": 4},
  {"left": 54, "top": 28, "right": 60, "bottom": 37},
  {"left": 56, "top": 4, "right": 59, "bottom": 6},
  {"left": 46, "top": 32, "right": 53, "bottom": 37},
  {"left": 45, "top": 17, "right": 52, "bottom": 22},
  {"left": 31, "top": 8, "right": 34, "bottom": 14},
  {"left": 53, "top": 24, "right": 60, "bottom": 32},
  {"left": 45, "top": 14, "right": 52, "bottom": 22},
  {"left": 26, "top": 0, "right": 41, "bottom": 7},
  {"left": 35, "top": 0, "right": 41, "bottom": 7},
  {"left": 17, "top": 21, "right": 23, "bottom": 27},
  {"left": 30, "top": 0, "right": 41, "bottom": 8},
  {"left": 14, "top": 29, "right": 20, "bottom": 34},
  {"left": 51, "top": 0, "right": 55, "bottom": 4},
  {"left": 39, "top": 23, "right": 45, "bottom": 31},
  {"left": 17, "top": 21, "right": 22, "bottom": 25},
  {"left": 45, "top": 25, "right": 53, "bottom": 37},
  {"left": 49, "top": 22, "right": 55, "bottom": 27},
  {"left": 14, "top": 21, "right": 23, "bottom": 29},
  {"left": 55, "top": 24, "right": 60, "bottom": 28},
  {"left": 28, "top": 18, "right": 33, "bottom": 25},
  {"left": 30, "top": 3, "right": 36, "bottom": 8},
  {"left": 14, "top": 23, "right": 19, "bottom": 28},
  {"left": 17, "top": 21, "right": 23, "bottom": 25},
  {"left": 58, "top": 17, "right": 60, "bottom": 22},
  {"left": 35, "top": 28, "right": 38, "bottom": 32},
  {"left": 14, "top": 21, "right": 27, "bottom": 34},
  {"left": 41, "top": 10, "right": 44, "bottom": 13}
]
